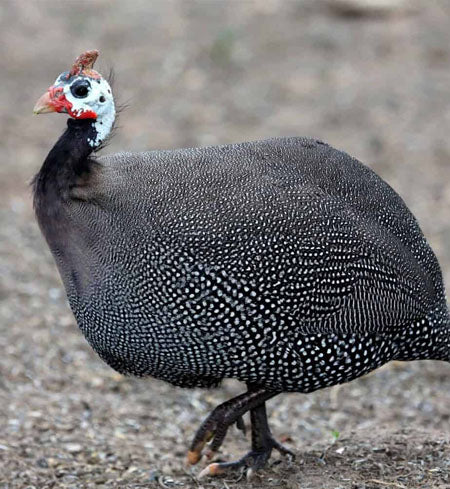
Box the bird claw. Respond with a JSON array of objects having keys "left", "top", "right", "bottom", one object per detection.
[
  {"left": 197, "top": 463, "right": 227, "bottom": 479},
  {"left": 186, "top": 430, "right": 214, "bottom": 465},
  {"left": 187, "top": 449, "right": 202, "bottom": 465},
  {"left": 196, "top": 452, "right": 264, "bottom": 480}
]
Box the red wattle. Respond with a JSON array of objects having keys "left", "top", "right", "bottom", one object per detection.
[{"left": 69, "top": 108, "right": 98, "bottom": 119}]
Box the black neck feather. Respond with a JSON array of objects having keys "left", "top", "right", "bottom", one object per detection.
[{"left": 33, "top": 118, "right": 98, "bottom": 208}]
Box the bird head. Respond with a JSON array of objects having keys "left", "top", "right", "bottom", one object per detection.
[{"left": 34, "top": 50, "right": 114, "bottom": 122}]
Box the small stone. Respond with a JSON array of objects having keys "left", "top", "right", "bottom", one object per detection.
[
  {"left": 36, "top": 457, "right": 49, "bottom": 468},
  {"left": 64, "top": 443, "right": 83, "bottom": 453}
]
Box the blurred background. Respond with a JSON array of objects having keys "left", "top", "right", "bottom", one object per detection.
[{"left": 1, "top": 1, "right": 449, "bottom": 488}]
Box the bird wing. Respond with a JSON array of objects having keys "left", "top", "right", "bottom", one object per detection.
[
  {"left": 95, "top": 139, "right": 441, "bottom": 339},
  {"left": 172, "top": 192, "right": 436, "bottom": 339}
]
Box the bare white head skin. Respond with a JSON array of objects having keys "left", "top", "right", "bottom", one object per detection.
[{"left": 34, "top": 50, "right": 115, "bottom": 149}]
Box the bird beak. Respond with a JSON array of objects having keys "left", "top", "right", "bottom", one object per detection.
[
  {"left": 33, "top": 85, "right": 71, "bottom": 115},
  {"left": 33, "top": 90, "right": 57, "bottom": 114}
]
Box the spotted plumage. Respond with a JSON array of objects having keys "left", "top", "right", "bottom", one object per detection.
[
  {"left": 48, "top": 137, "right": 447, "bottom": 393},
  {"left": 33, "top": 51, "right": 449, "bottom": 477}
]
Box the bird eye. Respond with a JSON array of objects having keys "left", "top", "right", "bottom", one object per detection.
[
  {"left": 70, "top": 80, "right": 91, "bottom": 98},
  {"left": 99, "top": 95, "right": 106, "bottom": 103}
]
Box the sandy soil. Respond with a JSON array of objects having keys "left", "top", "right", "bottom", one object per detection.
[{"left": 1, "top": 1, "right": 450, "bottom": 488}]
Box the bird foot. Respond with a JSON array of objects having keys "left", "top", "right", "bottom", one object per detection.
[
  {"left": 187, "top": 388, "right": 281, "bottom": 472},
  {"left": 187, "top": 389, "right": 272, "bottom": 466},
  {"left": 197, "top": 438, "right": 295, "bottom": 480}
]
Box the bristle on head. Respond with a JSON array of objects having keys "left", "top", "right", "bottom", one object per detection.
[{"left": 69, "top": 50, "right": 100, "bottom": 78}]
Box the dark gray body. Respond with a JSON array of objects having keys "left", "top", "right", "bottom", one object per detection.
[{"left": 41, "top": 137, "right": 450, "bottom": 391}]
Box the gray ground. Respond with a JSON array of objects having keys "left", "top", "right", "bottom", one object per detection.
[{"left": 1, "top": 1, "right": 450, "bottom": 488}]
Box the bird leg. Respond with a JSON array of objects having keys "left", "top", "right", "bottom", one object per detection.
[
  {"left": 187, "top": 386, "right": 276, "bottom": 465},
  {"left": 197, "top": 401, "right": 295, "bottom": 479}
]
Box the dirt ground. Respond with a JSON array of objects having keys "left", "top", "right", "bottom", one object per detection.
[{"left": 1, "top": 1, "right": 450, "bottom": 488}]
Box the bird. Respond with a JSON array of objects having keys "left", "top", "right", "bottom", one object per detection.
[{"left": 33, "top": 50, "right": 449, "bottom": 479}]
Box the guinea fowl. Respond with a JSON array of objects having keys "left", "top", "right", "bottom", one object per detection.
[{"left": 33, "top": 50, "right": 449, "bottom": 478}]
